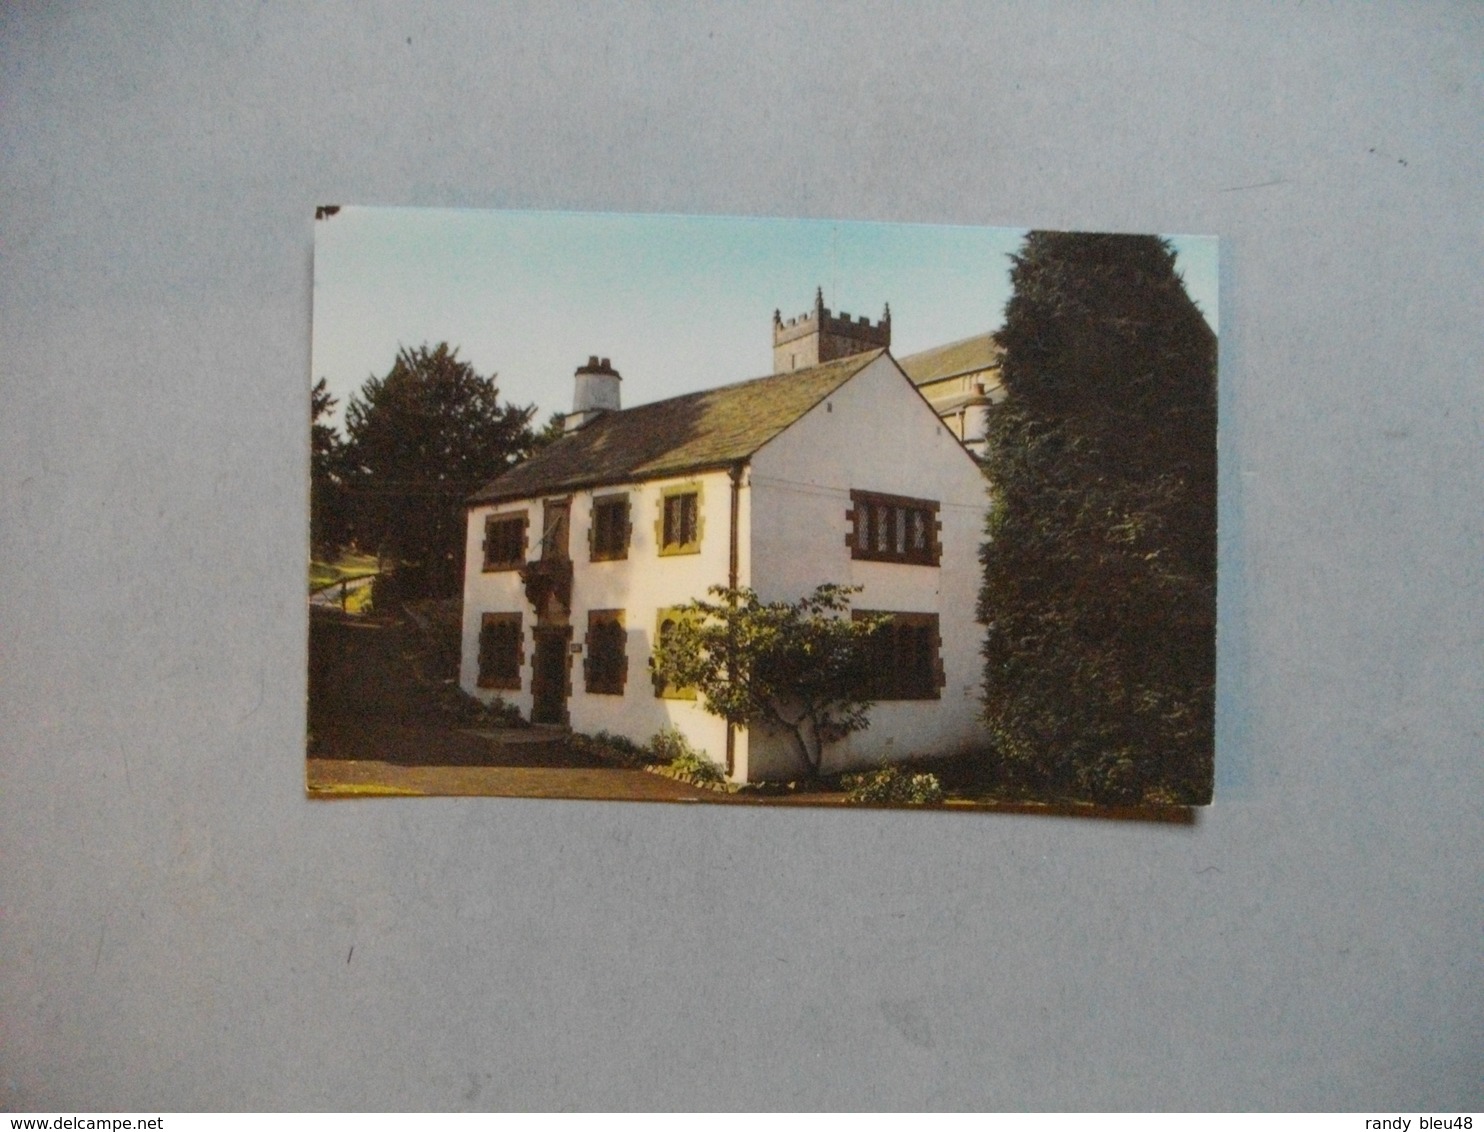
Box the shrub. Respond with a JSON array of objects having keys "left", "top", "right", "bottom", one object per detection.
[
  {"left": 980, "top": 232, "right": 1217, "bottom": 806},
  {"left": 370, "top": 563, "right": 426, "bottom": 610},
  {"left": 906, "top": 774, "right": 945, "bottom": 804},
  {"left": 402, "top": 597, "right": 463, "bottom": 681},
  {"left": 842, "top": 764, "right": 944, "bottom": 805},
  {"left": 1074, "top": 750, "right": 1142, "bottom": 805},
  {"left": 438, "top": 686, "right": 526, "bottom": 728},
  {"left": 590, "top": 730, "right": 645, "bottom": 759},
  {"left": 645, "top": 726, "right": 692, "bottom": 763},
  {"left": 568, "top": 730, "right": 650, "bottom": 768},
  {"left": 649, "top": 584, "right": 886, "bottom": 777},
  {"left": 646, "top": 727, "right": 724, "bottom": 783},
  {"left": 483, "top": 696, "right": 526, "bottom": 728}
]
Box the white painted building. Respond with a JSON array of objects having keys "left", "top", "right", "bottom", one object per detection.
[{"left": 461, "top": 310, "right": 988, "bottom": 783}]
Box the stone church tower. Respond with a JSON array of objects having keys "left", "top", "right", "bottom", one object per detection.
[{"left": 772, "top": 287, "right": 890, "bottom": 373}]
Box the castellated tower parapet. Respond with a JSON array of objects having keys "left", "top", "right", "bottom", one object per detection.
[{"left": 772, "top": 287, "right": 891, "bottom": 373}]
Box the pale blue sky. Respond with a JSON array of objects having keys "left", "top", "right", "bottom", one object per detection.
[{"left": 312, "top": 207, "right": 1217, "bottom": 429}]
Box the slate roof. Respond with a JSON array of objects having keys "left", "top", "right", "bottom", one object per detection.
[
  {"left": 898, "top": 332, "right": 1001, "bottom": 387},
  {"left": 930, "top": 386, "right": 1007, "bottom": 413},
  {"left": 469, "top": 349, "right": 886, "bottom": 506}
]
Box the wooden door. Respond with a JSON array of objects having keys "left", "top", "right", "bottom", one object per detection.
[{"left": 530, "top": 626, "right": 571, "bottom": 725}]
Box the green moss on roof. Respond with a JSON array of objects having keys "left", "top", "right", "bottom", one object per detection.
[
  {"left": 898, "top": 332, "right": 1001, "bottom": 387},
  {"left": 470, "top": 350, "right": 885, "bottom": 505}
]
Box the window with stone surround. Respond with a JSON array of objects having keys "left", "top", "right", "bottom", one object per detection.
[
  {"left": 477, "top": 612, "right": 524, "bottom": 690},
  {"left": 651, "top": 607, "right": 697, "bottom": 699},
  {"left": 583, "top": 610, "right": 627, "bottom": 696},
  {"left": 588, "top": 494, "right": 630, "bottom": 562},
  {"left": 656, "top": 482, "right": 703, "bottom": 556},
  {"left": 847, "top": 490, "right": 940, "bottom": 566},
  {"left": 854, "top": 611, "right": 943, "bottom": 700},
  {"left": 482, "top": 512, "right": 528, "bottom": 571}
]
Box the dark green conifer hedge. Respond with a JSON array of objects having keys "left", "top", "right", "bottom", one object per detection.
[{"left": 979, "top": 233, "right": 1217, "bottom": 804}]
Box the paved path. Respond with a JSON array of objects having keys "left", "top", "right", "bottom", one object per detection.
[
  {"left": 306, "top": 718, "right": 719, "bottom": 802},
  {"left": 307, "top": 756, "right": 722, "bottom": 801}
]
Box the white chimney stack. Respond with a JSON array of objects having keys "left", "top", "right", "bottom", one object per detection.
[
  {"left": 565, "top": 355, "right": 622, "bottom": 432},
  {"left": 961, "top": 381, "right": 993, "bottom": 457}
]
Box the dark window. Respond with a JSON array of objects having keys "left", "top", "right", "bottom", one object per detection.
[
  {"left": 589, "top": 495, "right": 630, "bottom": 561},
  {"left": 477, "top": 612, "right": 523, "bottom": 690},
  {"left": 540, "top": 498, "right": 570, "bottom": 561},
  {"left": 855, "top": 611, "right": 942, "bottom": 700},
  {"left": 482, "top": 512, "right": 527, "bottom": 571},
  {"left": 848, "top": 490, "right": 939, "bottom": 566},
  {"left": 661, "top": 491, "right": 699, "bottom": 553},
  {"left": 583, "top": 610, "right": 627, "bottom": 695}
]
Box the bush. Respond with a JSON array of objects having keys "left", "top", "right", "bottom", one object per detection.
[
  {"left": 567, "top": 730, "right": 650, "bottom": 768},
  {"left": 980, "top": 232, "right": 1217, "bottom": 806},
  {"left": 1074, "top": 749, "right": 1142, "bottom": 805},
  {"left": 590, "top": 730, "right": 645, "bottom": 759},
  {"left": 438, "top": 685, "right": 526, "bottom": 728},
  {"left": 842, "top": 764, "right": 944, "bottom": 805},
  {"left": 402, "top": 598, "right": 463, "bottom": 681},
  {"left": 646, "top": 727, "right": 724, "bottom": 783},
  {"left": 478, "top": 695, "right": 526, "bottom": 728},
  {"left": 648, "top": 583, "right": 884, "bottom": 778},
  {"left": 370, "top": 563, "right": 427, "bottom": 609}
]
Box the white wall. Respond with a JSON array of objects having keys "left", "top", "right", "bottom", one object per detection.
[
  {"left": 745, "top": 353, "right": 989, "bottom": 780},
  {"left": 461, "top": 469, "right": 747, "bottom": 767},
  {"left": 459, "top": 501, "right": 537, "bottom": 716},
  {"left": 462, "top": 355, "right": 990, "bottom": 784}
]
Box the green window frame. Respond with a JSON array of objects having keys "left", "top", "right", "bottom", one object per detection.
[
  {"left": 651, "top": 607, "right": 698, "bottom": 700},
  {"left": 656, "top": 482, "right": 704, "bottom": 556}
]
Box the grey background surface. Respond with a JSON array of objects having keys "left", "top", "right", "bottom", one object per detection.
[{"left": 2, "top": 2, "right": 1480, "bottom": 1112}]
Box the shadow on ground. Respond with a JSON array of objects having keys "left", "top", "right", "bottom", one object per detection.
[{"left": 309, "top": 718, "right": 604, "bottom": 770}]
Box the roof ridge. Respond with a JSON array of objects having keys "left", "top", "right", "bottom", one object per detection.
[
  {"left": 467, "top": 348, "right": 890, "bottom": 507},
  {"left": 615, "top": 346, "right": 885, "bottom": 415},
  {"left": 897, "top": 331, "right": 996, "bottom": 359}
]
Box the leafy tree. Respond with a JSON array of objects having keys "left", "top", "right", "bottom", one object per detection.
[
  {"left": 979, "top": 232, "right": 1217, "bottom": 805},
  {"left": 342, "top": 343, "right": 535, "bottom": 597},
  {"left": 310, "top": 377, "right": 348, "bottom": 557},
  {"left": 651, "top": 584, "right": 887, "bottom": 778},
  {"left": 531, "top": 410, "right": 568, "bottom": 450}
]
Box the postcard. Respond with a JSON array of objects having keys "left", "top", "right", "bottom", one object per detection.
[{"left": 308, "top": 208, "right": 1217, "bottom": 811}]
